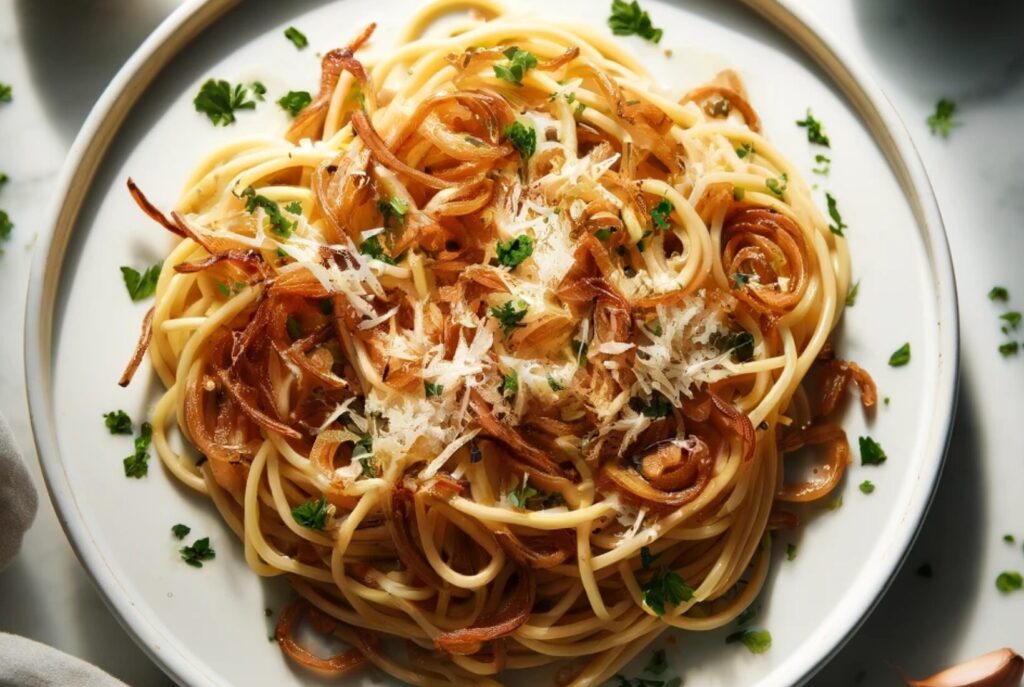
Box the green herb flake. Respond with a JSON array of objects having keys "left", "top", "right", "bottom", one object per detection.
[
  {"left": 595, "top": 227, "right": 615, "bottom": 241},
  {"left": 1004, "top": 534, "right": 1016, "bottom": 544},
  {"left": 292, "top": 497, "right": 330, "bottom": 530},
  {"left": 796, "top": 109, "right": 830, "bottom": 147},
  {"left": 284, "top": 26, "right": 308, "bottom": 49},
  {"left": 996, "top": 571, "right": 1023, "bottom": 593},
  {"left": 845, "top": 280, "right": 860, "bottom": 307},
  {"left": 999, "top": 341, "right": 1019, "bottom": 357},
  {"left": 240, "top": 185, "right": 294, "bottom": 238},
  {"left": 859, "top": 480, "right": 875, "bottom": 495},
  {"left": 927, "top": 98, "right": 959, "bottom": 138},
  {"left": 425, "top": 381, "right": 444, "bottom": 398},
  {"left": 651, "top": 198, "right": 673, "bottom": 230},
  {"left": 1000, "top": 311, "right": 1022, "bottom": 329},
  {"left": 0, "top": 83, "right": 11, "bottom": 102},
  {"left": 888, "top": 342, "right": 911, "bottom": 367},
  {"left": 858, "top": 436, "right": 887, "bottom": 466},
  {"left": 571, "top": 338, "right": 589, "bottom": 365},
  {"left": 725, "top": 629, "right": 772, "bottom": 654},
  {"left": 641, "top": 568, "right": 693, "bottom": 616},
  {"left": 123, "top": 422, "right": 153, "bottom": 479},
  {"left": 171, "top": 524, "right": 191, "bottom": 540},
  {"left": 988, "top": 286, "right": 1009, "bottom": 302},
  {"left": 765, "top": 173, "right": 788, "bottom": 198},
  {"left": 490, "top": 300, "right": 529, "bottom": 337},
  {"left": 277, "top": 90, "right": 312, "bottom": 118},
  {"left": 786, "top": 543, "right": 798, "bottom": 561},
  {"left": 493, "top": 47, "right": 539, "bottom": 86},
  {"left": 286, "top": 316, "right": 302, "bottom": 341},
  {"left": 645, "top": 649, "right": 668, "bottom": 676},
  {"left": 120, "top": 263, "right": 162, "bottom": 301},
  {"left": 825, "top": 192, "right": 847, "bottom": 236},
  {"left": 1, "top": 209, "right": 15, "bottom": 244},
  {"left": 736, "top": 143, "right": 754, "bottom": 159},
  {"left": 608, "top": 0, "right": 664, "bottom": 43},
  {"left": 496, "top": 234, "right": 534, "bottom": 268},
  {"left": 180, "top": 537, "right": 216, "bottom": 568},
  {"left": 378, "top": 196, "right": 409, "bottom": 223},
  {"left": 631, "top": 393, "right": 671, "bottom": 419},
  {"left": 640, "top": 546, "right": 654, "bottom": 570},
  {"left": 546, "top": 374, "right": 564, "bottom": 392},
  {"left": 733, "top": 186, "right": 745, "bottom": 201},
  {"left": 501, "top": 371, "right": 519, "bottom": 397},
  {"left": 103, "top": 410, "right": 133, "bottom": 435},
  {"left": 0, "top": 173, "right": 9, "bottom": 188},
  {"left": 504, "top": 120, "right": 537, "bottom": 160},
  {"left": 359, "top": 235, "right": 396, "bottom": 265},
  {"left": 284, "top": 201, "right": 302, "bottom": 215},
  {"left": 812, "top": 154, "right": 831, "bottom": 175},
  {"left": 193, "top": 79, "right": 258, "bottom": 126}
]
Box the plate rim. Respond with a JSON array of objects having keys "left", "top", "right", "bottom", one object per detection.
[{"left": 24, "top": 1, "right": 960, "bottom": 686}]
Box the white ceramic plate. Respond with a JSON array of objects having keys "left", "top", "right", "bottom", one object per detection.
[{"left": 26, "top": 0, "right": 958, "bottom": 685}]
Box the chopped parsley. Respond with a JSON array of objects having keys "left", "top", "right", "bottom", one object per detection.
[
  {"left": 845, "top": 280, "right": 860, "bottom": 307},
  {"left": 0, "top": 209, "right": 13, "bottom": 245},
  {"left": 888, "top": 342, "right": 911, "bottom": 367},
  {"left": 546, "top": 374, "right": 564, "bottom": 392},
  {"left": 291, "top": 497, "right": 330, "bottom": 529},
  {"left": 501, "top": 371, "right": 519, "bottom": 397},
  {"left": 507, "top": 476, "right": 563, "bottom": 510},
  {"left": 733, "top": 186, "right": 745, "bottom": 201},
  {"left": 179, "top": 537, "right": 216, "bottom": 568},
  {"left": 927, "top": 98, "right": 959, "bottom": 138},
  {"left": 490, "top": 300, "right": 529, "bottom": 337},
  {"left": 120, "top": 263, "right": 162, "bottom": 301},
  {"left": 631, "top": 393, "right": 672, "bottom": 419},
  {"left": 103, "top": 410, "right": 133, "bottom": 435},
  {"left": 796, "top": 109, "right": 830, "bottom": 147},
  {"left": 825, "top": 192, "right": 847, "bottom": 236},
  {"left": 1004, "top": 534, "right": 1016, "bottom": 544},
  {"left": 641, "top": 568, "right": 692, "bottom": 616},
  {"left": 277, "top": 90, "right": 312, "bottom": 117},
  {"left": 378, "top": 196, "right": 409, "bottom": 225},
  {"left": 859, "top": 480, "right": 875, "bottom": 495},
  {"left": 171, "top": 524, "right": 191, "bottom": 540},
  {"left": 731, "top": 272, "right": 752, "bottom": 288},
  {"left": 504, "top": 121, "right": 536, "bottom": 160},
  {"left": 285, "top": 316, "right": 302, "bottom": 341},
  {"left": 240, "top": 185, "right": 295, "bottom": 237},
  {"left": 359, "top": 236, "right": 396, "bottom": 264},
  {"left": 284, "top": 26, "right": 308, "bottom": 49},
  {"left": 193, "top": 79, "right": 258, "bottom": 126},
  {"left": 123, "top": 422, "right": 153, "bottom": 478},
  {"left": 595, "top": 227, "right": 615, "bottom": 241},
  {"left": 0, "top": 172, "right": 8, "bottom": 187},
  {"left": 651, "top": 198, "right": 673, "bottom": 230},
  {"left": 999, "top": 341, "right": 1019, "bottom": 357},
  {"left": 571, "top": 338, "right": 589, "bottom": 365},
  {"left": 251, "top": 81, "right": 266, "bottom": 101},
  {"left": 640, "top": 546, "right": 655, "bottom": 570},
  {"left": 712, "top": 329, "right": 755, "bottom": 362},
  {"left": 812, "top": 154, "right": 831, "bottom": 175},
  {"left": 858, "top": 436, "right": 887, "bottom": 466},
  {"left": 608, "top": 0, "right": 663, "bottom": 44},
  {"left": 725, "top": 629, "right": 772, "bottom": 654},
  {"left": 1000, "top": 311, "right": 1022, "bottom": 329},
  {"left": 736, "top": 143, "right": 754, "bottom": 159},
  {"left": 284, "top": 200, "right": 302, "bottom": 215},
  {"left": 765, "top": 173, "right": 788, "bottom": 198},
  {"left": 996, "top": 571, "right": 1023, "bottom": 593},
  {"left": 828, "top": 496, "right": 843, "bottom": 511},
  {"left": 353, "top": 435, "right": 375, "bottom": 478},
  {"left": 424, "top": 381, "right": 444, "bottom": 398},
  {"left": 496, "top": 234, "right": 534, "bottom": 268},
  {"left": 988, "top": 286, "right": 1009, "bottom": 302},
  {"left": 0, "top": 83, "right": 11, "bottom": 102},
  {"left": 786, "top": 543, "right": 798, "bottom": 561},
  {"left": 493, "top": 47, "right": 538, "bottom": 86}
]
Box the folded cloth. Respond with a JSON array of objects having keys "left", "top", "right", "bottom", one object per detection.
[
  {"left": 0, "top": 412, "right": 38, "bottom": 571},
  {"left": 0, "top": 633, "right": 128, "bottom": 687}
]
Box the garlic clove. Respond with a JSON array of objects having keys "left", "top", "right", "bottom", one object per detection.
[{"left": 904, "top": 648, "right": 1023, "bottom": 687}]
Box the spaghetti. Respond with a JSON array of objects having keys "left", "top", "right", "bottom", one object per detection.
[{"left": 124, "top": 1, "right": 875, "bottom": 684}]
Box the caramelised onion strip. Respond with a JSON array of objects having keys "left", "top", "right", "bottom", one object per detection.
[
  {"left": 470, "top": 392, "right": 570, "bottom": 479},
  {"left": 351, "top": 110, "right": 454, "bottom": 190},
  {"left": 287, "top": 24, "right": 377, "bottom": 143},
  {"left": 215, "top": 368, "right": 303, "bottom": 440},
  {"left": 538, "top": 46, "right": 580, "bottom": 71},
  {"left": 383, "top": 487, "right": 446, "bottom": 589},
  {"left": 639, "top": 440, "right": 707, "bottom": 492},
  {"left": 903, "top": 648, "right": 1023, "bottom": 687},
  {"left": 173, "top": 249, "right": 269, "bottom": 280},
  {"left": 601, "top": 443, "right": 713, "bottom": 510},
  {"left": 434, "top": 567, "right": 535, "bottom": 655},
  {"left": 776, "top": 423, "right": 849, "bottom": 502},
  {"left": 494, "top": 529, "right": 574, "bottom": 570},
  {"left": 723, "top": 208, "right": 809, "bottom": 316},
  {"left": 118, "top": 307, "right": 154, "bottom": 387},
  {"left": 818, "top": 358, "right": 877, "bottom": 417},
  {"left": 126, "top": 178, "right": 185, "bottom": 237},
  {"left": 681, "top": 85, "right": 762, "bottom": 132},
  {"left": 709, "top": 391, "right": 756, "bottom": 463},
  {"left": 275, "top": 599, "right": 367, "bottom": 675}
]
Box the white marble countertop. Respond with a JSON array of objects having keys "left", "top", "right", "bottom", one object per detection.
[{"left": 1, "top": 0, "right": 1022, "bottom": 685}]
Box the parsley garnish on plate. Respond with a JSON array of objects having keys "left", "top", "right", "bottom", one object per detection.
[
  {"left": 765, "top": 173, "right": 788, "bottom": 198},
  {"left": 989, "top": 286, "right": 1009, "bottom": 302},
  {"left": 825, "top": 192, "right": 847, "bottom": 236},
  {"left": 888, "top": 342, "right": 911, "bottom": 366},
  {"left": 180, "top": 537, "right": 216, "bottom": 568},
  {"left": 812, "top": 154, "right": 831, "bottom": 175},
  {"left": 103, "top": 410, "right": 133, "bottom": 435},
  {"left": 1004, "top": 534, "right": 1016, "bottom": 544},
  {"left": 496, "top": 234, "right": 534, "bottom": 268},
  {"left": 251, "top": 81, "right": 266, "bottom": 101},
  {"left": 641, "top": 567, "right": 693, "bottom": 616},
  {"left": 0, "top": 83, "right": 12, "bottom": 102},
  {"left": 999, "top": 341, "right": 1019, "bottom": 357},
  {"left": 277, "top": 90, "right": 312, "bottom": 118},
  {"left": 996, "top": 571, "right": 1023, "bottom": 593},
  {"left": 859, "top": 480, "right": 875, "bottom": 495},
  {"left": 292, "top": 497, "right": 330, "bottom": 529},
  {"left": 786, "top": 544, "right": 798, "bottom": 561},
  {"left": 725, "top": 628, "right": 772, "bottom": 654},
  {"left": 1000, "top": 311, "right": 1022, "bottom": 329},
  {"left": 493, "top": 47, "right": 538, "bottom": 86},
  {"left": 845, "top": 279, "right": 860, "bottom": 307},
  {"left": 927, "top": 98, "right": 959, "bottom": 138},
  {"left": 608, "top": 0, "right": 663, "bottom": 43},
  {"left": 121, "top": 263, "right": 161, "bottom": 301},
  {"left": 193, "top": 79, "right": 258, "bottom": 126},
  {"left": 858, "top": 436, "right": 887, "bottom": 466},
  {"left": 424, "top": 381, "right": 444, "bottom": 398},
  {"left": 284, "top": 26, "right": 308, "bottom": 49},
  {"left": 240, "top": 185, "right": 295, "bottom": 238},
  {"left": 796, "top": 109, "right": 830, "bottom": 147},
  {"left": 359, "top": 236, "right": 396, "bottom": 264},
  {"left": 171, "top": 524, "right": 191, "bottom": 540},
  {"left": 123, "top": 422, "right": 153, "bottom": 478},
  {"left": 651, "top": 198, "right": 673, "bottom": 230},
  {"left": 504, "top": 121, "right": 536, "bottom": 160},
  {"left": 491, "top": 300, "right": 529, "bottom": 337},
  {"left": 0, "top": 172, "right": 8, "bottom": 188}
]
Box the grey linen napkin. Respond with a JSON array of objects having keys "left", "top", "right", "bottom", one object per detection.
[{"left": 0, "top": 414, "right": 126, "bottom": 686}]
